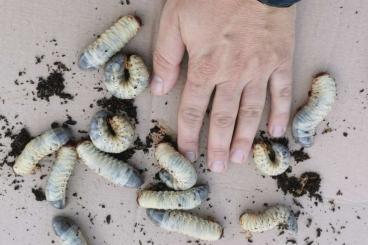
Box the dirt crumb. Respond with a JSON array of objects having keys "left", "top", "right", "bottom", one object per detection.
[
  {"left": 31, "top": 187, "right": 46, "bottom": 201},
  {"left": 291, "top": 147, "right": 310, "bottom": 163},
  {"left": 96, "top": 97, "right": 138, "bottom": 124}
]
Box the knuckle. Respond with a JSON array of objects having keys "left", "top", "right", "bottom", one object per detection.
[
  {"left": 278, "top": 86, "right": 292, "bottom": 99},
  {"left": 238, "top": 104, "right": 263, "bottom": 119},
  {"left": 190, "top": 53, "right": 219, "bottom": 80},
  {"left": 153, "top": 50, "right": 176, "bottom": 70},
  {"left": 180, "top": 106, "right": 204, "bottom": 126},
  {"left": 186, "top": 79, "right": 207, "bottom": 94},
  {"left": 212, "top": 112, "right": 235, "bottom": 128}
]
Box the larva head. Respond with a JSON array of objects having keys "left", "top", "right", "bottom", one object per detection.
[
  {"left": 89, "top": 110, "right": 112, "bottom": 139},
  {"left": 49, "top": 199, "right": 65, "bottom": 209},
  {"left": 292, "top": 124, "right": 315, "bottom": 148},
  {"left": 287, "top": 212, "right": 298, "bottom": 233},
  {"left": 146, "top": 209, "right": 166, "bottom": 226},
  {"left": 158, "top": 169, "right": 175, "bottom": 189},
  {"left": 78, "top": 51, "right": 98, "bottom": 70},
  {"left": 52, "top": 127, "right": 72, "bottom": 145},
  {"left": 125, "top": 169, "right": 144, "bottom": 188},
  {"left": 52, "top": 216, "right": 74, "bottom": 237},
  {"left": 104, "top": 53, "right": 126, "bottom": 82},
  {"left": 195, "top": 185, "right": 209, "bottom": 201}
]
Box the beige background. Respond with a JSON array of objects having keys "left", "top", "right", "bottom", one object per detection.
[{"left": 1, "top": 0, "right": 368, "bottom": 244}]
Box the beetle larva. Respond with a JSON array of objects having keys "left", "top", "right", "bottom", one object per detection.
[
  {"left": 252, "top": 141, "right": 290, "bottom": 176},
  {"left": 292, "top": 74, "right": 336, "bottom": 147},
  {"left": 89, "top": 110, "right": 134, "bottom": 153},
  {"left": 79, "top": 15, "right": 141, "bottom": 70},
  {"left": 240, "top": 205, "right": 298, "bottom": 233},
  {"left": 45, "top": 146, "right": 77, "bottom": 209},
  {"left": 52, "top": 216, "right": 88, "bottom": 245},
  {"left": 155, "top": 143, "right": 197, "bottom": 190},
  {"left": 76, "top": 141, "right": 143, "bottom": 188},
  {"left": 147, "top": 209, "right": 223, "bottom": 241},
  {"left": 104, "top": 53, "right": 149, "bottom": 99},
  {"left": 13, "top": 127, "right": 71, "bottom": 176},
  {"left": 138, "top": 185, "right": 208, "bottom": 210}
]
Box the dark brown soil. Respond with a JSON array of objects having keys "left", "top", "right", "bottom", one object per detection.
[
  {"left": 291, "top": 147, "right": 310, "bottom": 163},
  {"left": 31, "top": 187, "right": 46, "bottom": 201},
  {"left": 145, "top": 120, "right": 176, "bottom": 149},
  {"left": 36, "top": 70, "right": 73, "bottom": 101},
  {"left": 2, "top": 128, "right": 32, "bottom": 167},
  {"left": 96, "top": 97, "right": 138, "bottom": 124}
]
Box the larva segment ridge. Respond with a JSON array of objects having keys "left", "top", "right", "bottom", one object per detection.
[
  {"left": 252, "top": 140, "right": 290, "bottom": 176},
  {"left": 240, "top": 205, "right": 298, "bottom": 233},
  {"left": 89, "top": 110, "right": 135, "bottom": 153},
  {"left": 76, "top": 141, "right": 143, "bottom": 188},
  {"left": 154, "top": 143, "right": 197, "bottom": 190},
  {"left": 46, "top": 146, "right": 78, "bottom": 209},
  {"left": 52, "top": 216, "right": 88, "bottom": 245},
  {"left": 138, "top": 185, "right": 209, "bottom": 210},
  {"left": 104, "top": 53, "right": 149, "bottom": 99},
  {"left": 79, "top": 15, "right": 141, "bottom": 70},
  {"left": 13, "top": 127, "right": 71, "bottom": 176},
  {"left": 147, "top": 209, "right": 223, "bottom": 241},
  {"left": 292, "top": 74, "right": 336, "bottom": 147}
]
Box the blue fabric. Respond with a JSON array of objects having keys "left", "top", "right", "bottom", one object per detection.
[{"left": 258, "top": 0, "right": 301, "bottom": 7}]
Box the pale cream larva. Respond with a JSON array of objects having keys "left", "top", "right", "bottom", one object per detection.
[
  {"left": 52, "top": 216, "right": 88, "bottom": 245},
  {"left": 292, "top": 74, "right": 336, "bottom": 147},
  {"left": 155, "top": 143, "right": 197, "bottom": 190},
  {"left": 13, "top": 127, "right": 71, "bottom": 176},
  {"left": 89, "top": 110, "right": 134, "bottom": 153},
  {"left": 252, "top": 141, "right": 290, "bottom": 176},
  {"left": 147, "top": 209, "right": 223, "bottom": 241},
  {"left": 137, "top": 185, "right": 209, "bottom": 210},
  {"left": 104, "top": 53, "right": 149, "bottom": 99},
  {"left": 240, "top": 205, "right": 298, "bottom": 233},
  {"left": 76, "top": 141, "right": 143, "bottom": 188},
  {"left": 45, "top": 146, "right": 78, "bottom": 209},
  {"left": 79, "top": 15, "right": 141, "bottom": 70}
]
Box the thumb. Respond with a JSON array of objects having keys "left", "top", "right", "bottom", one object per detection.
[{"left": 151, "top": 2, "right": 185, "bottom": 96}]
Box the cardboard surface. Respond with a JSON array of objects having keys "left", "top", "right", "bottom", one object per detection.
[{"left": 1, "top": 0, "right": 367, "bottom": 244}]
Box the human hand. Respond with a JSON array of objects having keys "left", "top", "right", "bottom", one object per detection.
[{"left": 150, "top": 0, "right": 296, "bottom": 172}]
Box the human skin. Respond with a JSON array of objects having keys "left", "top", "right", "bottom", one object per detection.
[{"left": 150, "top": 0, "right": 296, "bottom": 172}]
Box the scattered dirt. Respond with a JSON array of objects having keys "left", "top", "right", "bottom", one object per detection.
[
  {"left": 31, "top": 187, "right": 46, "bottom": 201},
  {"left": 1, "top": 128, "right": 32, "bottom": 167},
  {"left": 96, "top": 97, "right": 138, "bottom": 124},
  {"left": 105, "top": 214, "right": 111, "bottom": 224},
  {"left": 291, "top": 147, "right": 310, "bottom": 163},
  {"left": 145, "top": 120, "right": 176, "bottom": 149}
]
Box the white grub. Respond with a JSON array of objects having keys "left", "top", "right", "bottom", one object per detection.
[
  {"left": 292, "top": 73, "right": 336, "bottom": 147},
  {"left": 138, "top": 185, "right": 208, "bottom": 210},
  {"left": 79, "top": 15, "right": 141, "bottom": 70},
  {"left": 154, "top": 143, "right": 197, "bottom": 190},
  {"left": 89, "top": 110, "right": 134, "bottom": 153},
  {"left": 147, "top": 209, "right": 223, "bottom": 241},
  {"left": 52, "top": 216, "right": 88, "bottom": 245},
  {"left": 76, "top": 141, "right": 143, "bottom": 188},
  {"left": 240, "top": 205, "right": 298, "bottom": 233},
  {"left": 13, "top": 127, "right": 71, "bottom": 176},
  {"left": 46, "top": 146, "right": 77, "bottom": 209},
  {"left": 252, "top": 140, "right": 290, "bottom": 176},
  {"left": 104, "top": 53, "right": 149, "bottom": 99}
]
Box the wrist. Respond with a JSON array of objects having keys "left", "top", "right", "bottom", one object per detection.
[{"left": 257, "top": 0, "right": 300, "bottom": 8}]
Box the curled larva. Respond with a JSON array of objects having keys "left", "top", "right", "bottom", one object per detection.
[
  {"left": 13, "top": 127, "right": 71, "bottom": 176},
  {"left": 104, "top": 53, "right": 149, "bottom": 99},
  {"left": 155, "top": 143, "right": 197, "bottom": 190},
  {"left": 79, "top": 15, "right": 141, "bottom": 70},
  {"left": 292, "top": 74, "right": 336, "bottom": 147},
  {"left": 89, "top": 110, "right": 134, "bottom": 153},
  {"left": 76, "top": 141, "right": 143, "bottom": 188},
  {"left": 52, "top": 216, "right": 88, "bottom": 245},
  {"left": 138, "top": 185, "right": 208, "bottom": 210},
  {"left": 252, "top": 141, "right": 290, "bottom": 176},
  {"left": 147, "top": 209, "right": 223, "bottom": 241},
  {"left": 45, "top": 146, "right": 77, "bottom": 209},
  {"left": 240, "top": 205, "right": 298, "bottom": 233}
]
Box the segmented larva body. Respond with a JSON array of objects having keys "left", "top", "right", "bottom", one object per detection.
[
  {"left": 104, "top": 53, "right": 149, "bottom": 99},
  {"left": 155, "top": 143, "right": 197, "bottom": 190},
  {"left": 76, "top": 141, "right": 143, "bottom": 188},
  {"left": 13, "top": 128, "right": 71, "bottom": 176},
  {"left": 79, "top": 15, "right": 141, "bottom": 70},
  {"left": 138, "top": 185, "right": 208, "bottom": 210},
  {"left": 45, "top": 146, "right": 77, "bottom": 209},
  {"left": 89, "top": 110, "right": 134, "bottom": 153},
  {"left": 252, "top": 141, "right": 290, "bottom": 176},
  {"left": 240, "top": 205, "right": 298, "bottom": 233},
  {"left": 147, "top": 209, "right": 223, "bottom": 241},
  {"left": 52, "top": 216, "right": 88, "bottom": 245},
  {"left": 292, "top": 74, "right": 336, "bottom": 147}
]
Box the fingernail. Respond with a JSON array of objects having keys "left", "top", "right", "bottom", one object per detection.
[
  {"left": 271, "top": 126, "right": 286, "bottom": 137},
  {"left": 185, "top": 152, "right": 196, "bottom": 162},
  {"left": 230, "top": 149, "right": 244, "bottom": 163},
  {"left": 210, "top": 160, "right": 225, "bottom": 173},
  {"left": 151, "top": 75, "right": 164, "bottom": 95}
]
